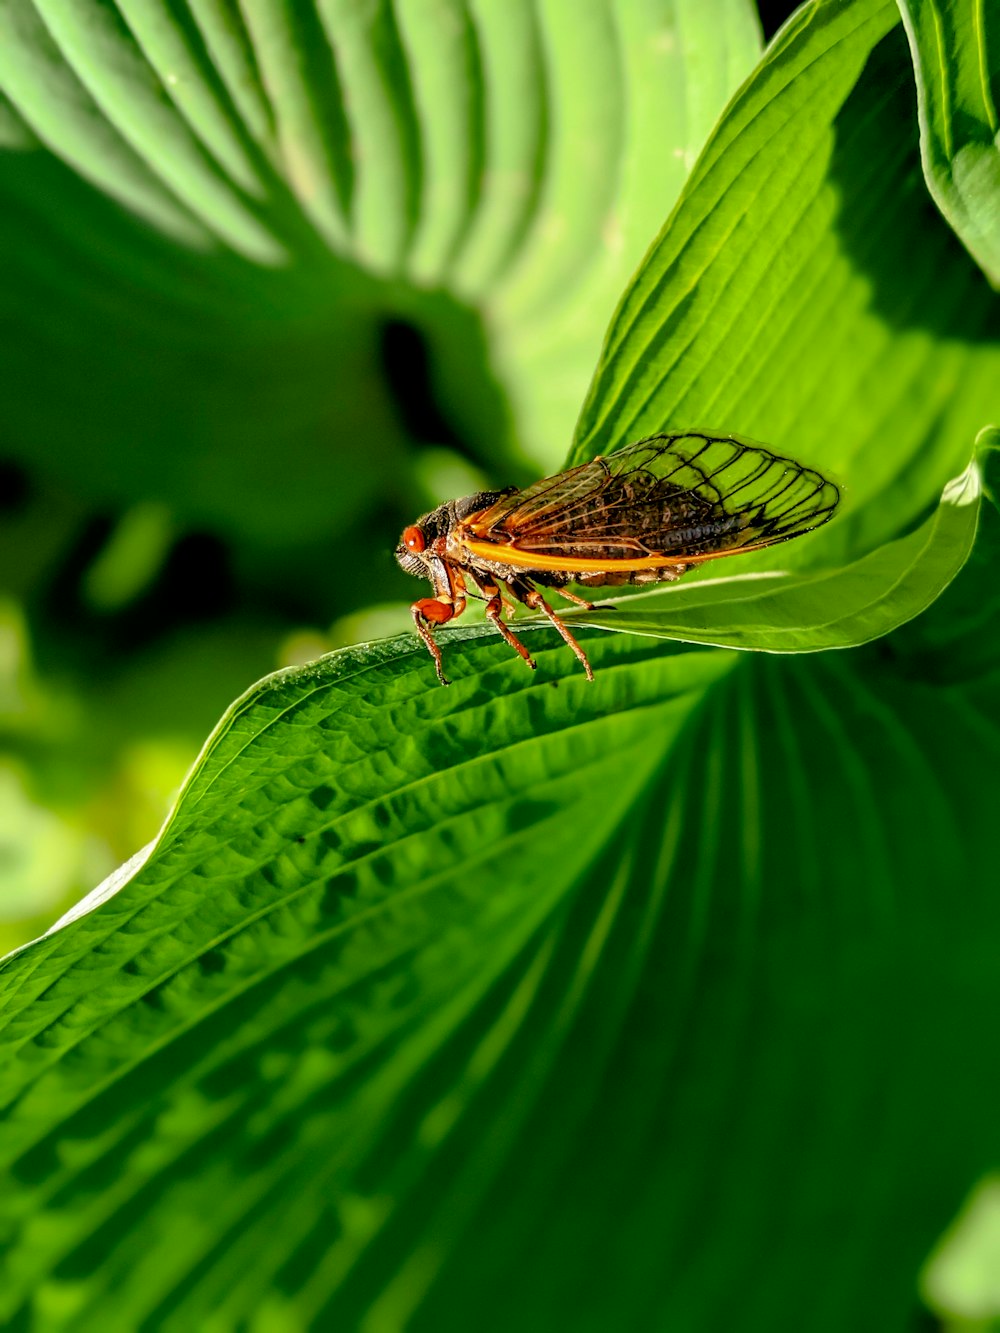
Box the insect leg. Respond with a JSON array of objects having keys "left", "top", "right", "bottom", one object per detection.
[
  {"left": 551, "top": 586, "right": 596, "bottom": 610},
  {"left": 466, "top": 570, "right": 537, "bottom": 671},
  {"left": 464, "top": 579, "right": 517, "bottom": 614},
  {"left": 515, "top": 582, "right": 594, "bottom": 681},
  {"left": 411, "top": 598, "right": 457, "bottom": 686},
  {"left": 484, "top": 595, "right": 537, "bottom": 671}
]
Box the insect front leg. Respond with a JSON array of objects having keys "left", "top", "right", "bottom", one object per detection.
[
  {"left": 513, "top": 580, "right": 595, "bottom": 682},
  {"left": 411, "top": 596, "right": 463, "bottom": 686},
  {"left": 410, "top": 562, "right": 467, "bottom": 686}
]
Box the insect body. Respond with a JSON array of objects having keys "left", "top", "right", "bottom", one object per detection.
[{"left": 396, "top": 432, "right": 839, "bottom": 685}]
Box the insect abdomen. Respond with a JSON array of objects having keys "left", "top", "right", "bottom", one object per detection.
[{"left": 565, "top": 565, "right": 689, "bottom": 588}]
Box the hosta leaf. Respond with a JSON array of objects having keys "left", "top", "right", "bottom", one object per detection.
[
  {"left": 888, "top": 426, "right": 1000, "bottom": 680},
  {"left": 897, "top": 0, "right": 1000, "bottom": 286},
  {"left": 0, "top": 0, "right": 215, "bottom": 243},
  {"left": 0, "top": 631, "right": 735, "bottom": 1329},
  {"left": 920, "top": 1174, "right": 1000, "bottom": 1323},
  {"left": 0, "top": 0, "right": 762, "bottom": 550},
  {"left": 464, "top": 0, "right": 763, "bottom": 462},
  {"left": 3, "top": 587, "right": 1000, "bottom": 1330},
  {"left": 565, "top": 446, "right": 983, "bottom": 651},
  {"left": 572, "top": 0, "right": 1000, "bottom": 566}
]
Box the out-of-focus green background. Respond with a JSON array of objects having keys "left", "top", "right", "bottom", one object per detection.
[{"left": 0, "top": 0, "right": 792, "bottom": 953}]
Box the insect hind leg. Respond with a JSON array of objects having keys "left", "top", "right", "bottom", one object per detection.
[{"left": 512, "top": 580, "right": 594, "bottom": 682}]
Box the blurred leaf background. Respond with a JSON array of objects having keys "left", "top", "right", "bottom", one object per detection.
[
  {"left": 2, "top": 0, "right": 1000, "bottom": 1329},
  {"left": 0, "top": 0, "right": 763, "bottom": 952}
]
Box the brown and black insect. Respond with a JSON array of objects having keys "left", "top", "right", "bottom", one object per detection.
[{"left": 395, "top": 432, "right": 839, "bottom": 684}]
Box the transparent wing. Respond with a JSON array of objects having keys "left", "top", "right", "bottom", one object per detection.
[{"left": 463, "top": 432, "right": 839, "bottom": 561}]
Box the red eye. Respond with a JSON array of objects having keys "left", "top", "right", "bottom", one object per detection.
[{"left": 403, "top": 525, "right": 426, "bottom": 553}]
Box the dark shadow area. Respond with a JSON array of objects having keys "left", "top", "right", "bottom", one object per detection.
[
  {"left": 380, "top": 318, "right": 467, "bottom": 451},
  {"left": 906, "top": 1306, "right": 943, "bottom": 1332},
  {"left": 44, "top": 519, "right": 234, "bottom": 660},
  {"left": 756, "top": 0, "right": 802, "bottom": 42},
  {"left": 828, "top": 25, "right": 999, "bottom": 343},
  {"left": 0, "top": 459, "right": 29, "bottom": 512},
  {"left": 813, "top": 22, "right": 1000, "bottom": 562}
]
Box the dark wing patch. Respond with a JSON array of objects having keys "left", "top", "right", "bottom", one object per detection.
[{"left": 464, "top": 432, "right": 839, "bottom": 561}]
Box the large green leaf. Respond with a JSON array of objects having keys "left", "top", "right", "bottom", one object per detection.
[
  {"left": 888, "top": 426, "right": 1000, "bottom": 680},
  {"left": 572, "top": 0, "right": 1000, "bottom": 568},
  {"left": 0, "top": 631, "right": 729, "bottom": 1329},
  {"left": 3, "top": 537, "right": 1000, "bottom": 1330},
  {"left": 897, "top": 0, "right": 1000, "bottom": 286},
  {"left": 0, "top": 0, "right": 762, "bottom": 548}
]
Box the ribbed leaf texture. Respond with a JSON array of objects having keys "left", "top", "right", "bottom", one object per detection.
[{"left": 898, "top": 0, "right": 1000, "bottom": 286}]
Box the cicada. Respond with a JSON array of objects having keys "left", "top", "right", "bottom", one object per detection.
[{"left": 395, "top": 431, "right": 839, "bottom": 685}]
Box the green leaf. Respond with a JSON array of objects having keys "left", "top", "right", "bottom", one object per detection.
[
  {"left": 572, "top": 0, "right": 1000, "bottom": 567},
  {"left": 888, "top": 426, "right": 1000, "bottom": 680},
  {"left": 468, "top": 0, "right": 764, "bottom": 462},
  {"left": 0, "top": 0, "right": 762, "bottom": 551},
  {"left": 921, "top": 1174, "right": 1000, "bottom": 1324},
  {"left": 565, "top": 447, "right": 982, "bottom": 651},
  {"left": 4, "top": 597, "right": 1000, "bottom": 1329},
  {"left": 0, "top": 631, "right": 733, "bottom": 1329},
  {"left": 897, "top": 0, "right": 1000, "bottom": 286}
]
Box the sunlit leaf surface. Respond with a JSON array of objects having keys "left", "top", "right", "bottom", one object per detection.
[
  {"left": 0, "top": 0, "right": 762, "bottom": 928},
  {"left": 573, "top": 0, "right": 1000, "bottom": 568}
]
